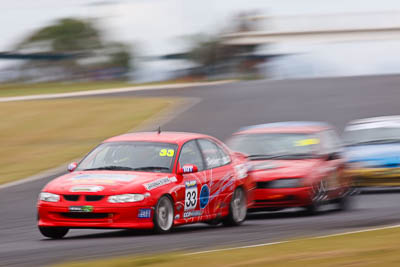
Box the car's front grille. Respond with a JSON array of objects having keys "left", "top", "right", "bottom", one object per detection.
[
  {"left": 63, "top": 195, "right": 80, "bottom": 201},
  {"left": 256, "top": 181, "right": 273, "bottom": 189},
  {"left": 60, "top": 213, "right": 109, "bottom": 219},
  {"left": 85, "top": 195, "right": 104, "bottom": 202},
  {"left": 63, "top": 195, "right": 105, "bottom": 201}
]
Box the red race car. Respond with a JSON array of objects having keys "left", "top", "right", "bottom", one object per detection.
[
  {"left": 37, "top": 132, "right": 251, "bottom": 239},
  {"left": 228, "top": 122, "right": 352, "bottom": 214}
]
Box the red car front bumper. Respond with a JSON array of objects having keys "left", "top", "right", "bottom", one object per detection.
[
  {"left": 38, "top": 203, "right": 155, "bottom": 229},
  {"left": 250, "top": 187, "right": 312, "bottom": 210}
]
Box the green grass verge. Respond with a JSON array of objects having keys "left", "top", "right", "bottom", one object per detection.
[
  {"left": 55, "top": 227, "right": 400, "bottom": 267},
  {"left": 0, "top": 97, "right": 178, "bottom": 185},
  {"left": 0, "top": 80, "right": 210, "bottom": 98}
]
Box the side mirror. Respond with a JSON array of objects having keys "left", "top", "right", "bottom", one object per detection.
[
  {"left": 68, "top": 162, "right": 78, "bottom": 172},
  {"left": 178, "top": 164, "right": 198, "bottom": 174}
]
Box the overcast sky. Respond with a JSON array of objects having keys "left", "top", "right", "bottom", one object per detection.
[
  {"left": 2, "top": 0, "right": 400, "bottom": 78},
  {"left": 2, "top": 0, "right": 400, "bottom": 55}
]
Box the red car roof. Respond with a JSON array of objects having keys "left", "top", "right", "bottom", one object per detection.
[{"left": 103, "top": 131, "right": 211, "bottom": 144}]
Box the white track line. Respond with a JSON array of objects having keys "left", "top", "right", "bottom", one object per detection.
[
  {"left": 183, "top": 224, "right": 400, "bottom": 256},
  {"left": 0, "top": 80, "right": 234, "bottom": 102}
]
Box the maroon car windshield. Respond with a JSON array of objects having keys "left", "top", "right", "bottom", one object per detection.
[
  {"left": 77, "top": 142, "right": 178, "bottom": 173},
  {"left": 228, "top": 133, "right": 319, "bottom": 160}
]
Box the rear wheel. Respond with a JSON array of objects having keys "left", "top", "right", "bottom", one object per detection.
[
  {"left": 153, "top": 195, "right": 174, "bottom": 234},
  {"left": 223, "top": 187, "right": 247, "bottom": 226},
  {"left": 38, "top": 226, "right": 69, "bottom": 239},
  {"left": 336, "top": 188, "right": 353, "bottom": 211}
]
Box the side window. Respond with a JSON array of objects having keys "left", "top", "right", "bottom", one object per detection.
[
  {"left": 215, "top": 143, "right": 231, "bottom": 165},
  {"left": 198, "top": 139, "right": 229, "bottom": 169},
  {"left": 179, "top": 140, "right": 204, "bottom": 171}
]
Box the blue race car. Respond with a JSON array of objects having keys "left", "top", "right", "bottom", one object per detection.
[{"left": 343, "top": 116, "right": 400, "bottom": 187}]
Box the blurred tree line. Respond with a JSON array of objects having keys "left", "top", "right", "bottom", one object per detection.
[
  {"left": 15, "top": 18, "right": 132, "bottom": 82},
  {"left": 184, "top": 11, "right": 262, "bottom": 79}
]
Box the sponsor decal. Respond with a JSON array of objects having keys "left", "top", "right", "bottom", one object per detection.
[
  {"left": 184, "top": 180, "right": 198, "bottom": 211},
  {"left": 175, "top": 214, "right": 180, "bottom": 220},
  {"left": 295, "top": 138, "right": 320, "bottom": 146},
  {"left": 209, "top": 173, "right": 234, "bottom": 201},
  {"left": 183, "top": 165, "right": 194, "bottom": 173},
  {"left": 159, "top": 149, "right": 175, "bottom": 157},
  {"left": 69, "top": 185, "right": 104, "bottom": 192},
  {"left": 143, "top": 176, "right": 177, "bottom": 191},
  {"left": 183, "top": 210, "right": 202, "bottom": 218},
  {"left": 69, "top": 174, "right": 137, "bottom": 182},
  {"left": 137, "top": 208, "right": 152, "bottom": 218},
  {"left": 199, "top": 184, "right": 210, "bottom": 209},
  {"left": 69, "top": 206, "right": 93, "bottom": 212}
]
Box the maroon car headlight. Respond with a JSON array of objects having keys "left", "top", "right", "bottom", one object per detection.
[
  {"left": 108, "top": 194, "right": 146, "bottom": 203},
  {"left": 39, "top": 192, "right": 60, "bottom": 202}
]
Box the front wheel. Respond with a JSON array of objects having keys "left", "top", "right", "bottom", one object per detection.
[
  {"left": 38, "top": 226, "right": 69, "bottom": 239},
  {"left": 304, "top": 180, "right": 326, "bottom": 215},
  {"left": 153, "top": 195, "right": 174, "bottom": 234},
  {"left": 223, "top": 187, "right": 247, "bottom": 226}
]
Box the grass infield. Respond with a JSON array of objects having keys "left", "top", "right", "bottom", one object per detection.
[
  {"left": 55, "top": 226, "right": 400, "bottom": 267},
  {"left": 0, "top": 97, "right": 177, "bottom": 185}
]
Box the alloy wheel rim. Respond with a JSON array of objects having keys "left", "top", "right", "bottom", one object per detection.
[
  {"left": 232, "top": 189, "right": 246, "bottom": 222},
  {"left": 157, "top": 198, "right": 173, "bottom": 231}
]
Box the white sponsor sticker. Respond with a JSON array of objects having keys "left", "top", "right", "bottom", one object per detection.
[
  {"left": 184, "top": 180, "right": 198, "bottom": 211},
  {"left": 70, "top": 185, "right": 104, "bottom": 192},
  {"left": 143, "top": 176, "right": 177, "bottom": 191},
  {"left": 183, "top": 210, "right": 202, "bottom": 218}
]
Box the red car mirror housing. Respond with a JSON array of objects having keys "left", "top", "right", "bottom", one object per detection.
[{"left": 178, "top": 164, "right": 198, "bottom": 174}]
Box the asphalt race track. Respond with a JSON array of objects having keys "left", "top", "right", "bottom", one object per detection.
[{"left": 2, "top": 75, "right": 400, "bottom": 266}]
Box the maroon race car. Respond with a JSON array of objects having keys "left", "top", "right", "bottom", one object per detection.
[{"left": 228, "top": 122, "right": 353, "bottom": 214}]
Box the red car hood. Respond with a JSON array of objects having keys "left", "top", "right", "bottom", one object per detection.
[
  {"left": 43, "top": 171, "right": 177, "bottom": 195},
  {"left": 248, "top": 159, "right": 322, "bottom": 182}
]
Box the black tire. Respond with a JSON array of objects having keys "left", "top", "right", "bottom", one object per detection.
[
  {"left": 153, "top": 195, "right": 174, "bottom": 234},
  {"left": 336, "top": 190, "right": 353, "bottom": 211},
  {"left": 223, "top": 187, "right": 247, "bottom": 226},
  {"left": 38, "top": 226, "right": 69, "bottom": 239}
]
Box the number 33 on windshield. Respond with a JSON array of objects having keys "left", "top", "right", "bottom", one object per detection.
[{"left": 159, "top": 149, "right": 174, "bottom": 157}]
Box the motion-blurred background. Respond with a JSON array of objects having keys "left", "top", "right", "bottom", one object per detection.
[
  {"left": 3, "top": 1, "right": 400, "bottom": 267},
  {"left": 2, "top": 0, "right": 400, "bottom": 83}
]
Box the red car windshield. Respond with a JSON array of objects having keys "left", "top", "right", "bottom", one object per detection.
[
  {"left": 228, "top": 133, "right": 319, "bottom": 160},
  {"left": 77, "top": 142, "right": 178, "bottom": 173}
]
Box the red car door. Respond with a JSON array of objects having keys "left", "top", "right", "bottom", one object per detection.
[
  {"left": 197, "top": 139, "right": 235, "bottom": 218},
  {"left": 176, "top": 140, "right": 207, "bottom": 222}
]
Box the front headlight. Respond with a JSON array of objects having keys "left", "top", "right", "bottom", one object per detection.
[
  {"left": 39, "top": 192, "right": 60, "bottom": 202},
  {"left": 270, "top": 178, "right": 302, "bottom": 188},
  {"left": 108, "top": 194, "right": 145, "bottom": 203}
]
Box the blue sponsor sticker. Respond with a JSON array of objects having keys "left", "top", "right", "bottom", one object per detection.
[
  {"left": 199, "top": 184, "right": 210, "bottom": 209},
  {"left": 138, "top": 208, "right": 152, "bottom": 218}
]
